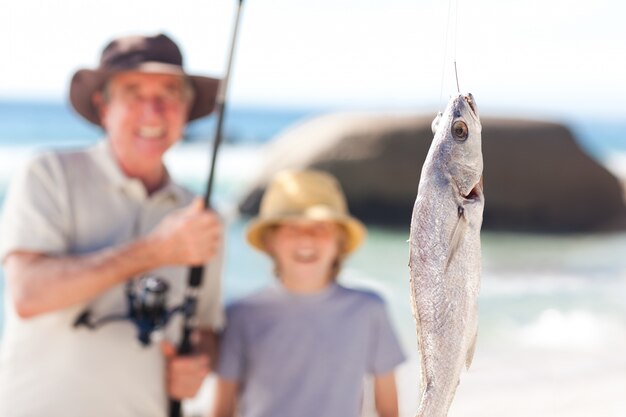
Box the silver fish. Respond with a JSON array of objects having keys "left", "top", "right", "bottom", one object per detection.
[{"left": 409, "top": 93, "right": 484, "bottom": 417}]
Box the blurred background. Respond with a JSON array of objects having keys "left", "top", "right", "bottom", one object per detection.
[{"left": 1, "top": 0, "right": 625, "bottom": 416}]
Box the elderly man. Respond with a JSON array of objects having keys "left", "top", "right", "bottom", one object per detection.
[{"left": 0, "top": 33, "right": 224, "bottom": 416}]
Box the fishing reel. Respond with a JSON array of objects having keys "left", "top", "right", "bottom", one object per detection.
[{"left": 74, "top": 275, "right": 192, "bottom": 346}]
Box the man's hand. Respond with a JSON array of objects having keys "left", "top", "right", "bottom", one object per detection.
[
  {"left": 149, "top": 197, "right": 223, "bottom": 267},
  {"left": 3, "top": 198, "right": 223, "bottom": 319},
  {"left": 161, "top": 340, "right": 210, "bottom": 400}
]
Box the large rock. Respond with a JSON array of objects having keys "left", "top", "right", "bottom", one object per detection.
[{"left": 239, "top": 112, "right": 626, "bottom": 232}]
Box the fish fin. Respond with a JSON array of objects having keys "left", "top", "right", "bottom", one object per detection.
[
  {"left": 446, "top": 214, "right": 467, "bottom": 269},
  {"left": 465, "top": 330, "right": 478, "bottom": 369}
]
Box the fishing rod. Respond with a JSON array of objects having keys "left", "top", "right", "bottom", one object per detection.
[{"left": 169, "top": 0, "right": 245, "bottom": 416}]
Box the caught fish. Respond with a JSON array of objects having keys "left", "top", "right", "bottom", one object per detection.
[{"left": 408, "top": 93, "right": 484, "bottom": 417}]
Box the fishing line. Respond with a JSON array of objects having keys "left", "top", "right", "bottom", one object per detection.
[
  {"left": 439, "top": 0, "right": 461, "bottom": 109},
  {"left": 453, "top": 0, "right": 461, "bottom": 93}
]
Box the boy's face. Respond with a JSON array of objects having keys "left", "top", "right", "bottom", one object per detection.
[{"left": 265, "top": 220, "right": 344, "bottom": 291}]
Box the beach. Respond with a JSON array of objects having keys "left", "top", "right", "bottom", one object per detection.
[{"left": 445, "top": 347, "right": 626, "bottom": 417}]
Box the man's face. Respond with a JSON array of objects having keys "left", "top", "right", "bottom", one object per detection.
[{"left": 95, "top": 71, "right": 192, "bottom": 176}]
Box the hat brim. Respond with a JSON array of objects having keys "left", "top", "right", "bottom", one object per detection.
[
  {"left": 69, "top": 63, "right": 220, "bottom": 126},
  {"left": 246, "top": 209, "right": 367, "bottom": 255}
]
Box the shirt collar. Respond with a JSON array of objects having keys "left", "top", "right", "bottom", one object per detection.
[
  {"left": 272, "top": 281, "right": 340, "bottom": 302},
  {"left": 90, "top": 140, "right": 186, "bottom": 203}
]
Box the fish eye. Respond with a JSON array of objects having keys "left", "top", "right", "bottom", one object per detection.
[{"left": 452, "top": 120, "right": 468, "bottom": 141}]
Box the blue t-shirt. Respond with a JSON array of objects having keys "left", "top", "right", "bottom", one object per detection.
[{"left": 217, "top": 282, "right": 405, "bottom": 417}]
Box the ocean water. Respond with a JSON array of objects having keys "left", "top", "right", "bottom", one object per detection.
[{"left": 1, "top": 100, "right": 625, "bottom": 415}]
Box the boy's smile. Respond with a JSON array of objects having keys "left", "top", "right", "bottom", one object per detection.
[{"left": 292, "top": 247, "right": 317, "bottom": 263}]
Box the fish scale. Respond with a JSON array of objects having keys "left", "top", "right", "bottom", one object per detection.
[{"left": 409, "top": 93, "right": 484, "bottom": 417}]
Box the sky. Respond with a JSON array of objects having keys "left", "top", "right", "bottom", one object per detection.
[{"left": 1, "top": 0, "right": 625, "bottom": 119}]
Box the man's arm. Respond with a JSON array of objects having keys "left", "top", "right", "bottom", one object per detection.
[
  {"left": 374, "top": 371, "right": 400, "bottom": 417},
  {"left": 5, "top": 198, "right": 222, "bottom": 318},
  {"left": 6, "top": 240, "right": 163, "bottom": 319}
]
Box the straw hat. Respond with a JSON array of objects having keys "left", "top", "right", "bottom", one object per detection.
[
  {"left": 69, "top": 33, "right": 220, "bottom": 126},
  {"left": 246, "top": 170, "right": 367, "bottom": 255}
]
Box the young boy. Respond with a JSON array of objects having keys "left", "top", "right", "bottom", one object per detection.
[{"left": 212, "top": 169, "right": 405, "bottom": 417}]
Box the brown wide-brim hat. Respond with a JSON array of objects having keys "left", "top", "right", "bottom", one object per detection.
[
  {"left": 246, "top": 169, "right": 367, "bottom": 255},
  {"left": 69, "top": 33, "right": 220, "bottom": 126}
]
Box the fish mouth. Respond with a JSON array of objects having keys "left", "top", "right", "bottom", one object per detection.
[
  {"left": 464, "top": 94, "right": 480, "bottom": 120},
  {"left": 463, "top": 177, "right": 483, "bottom": 201}
]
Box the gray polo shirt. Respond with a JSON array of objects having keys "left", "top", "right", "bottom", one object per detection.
[{"left": 0, "top": 140, "right": 223, "bottom": 417}]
